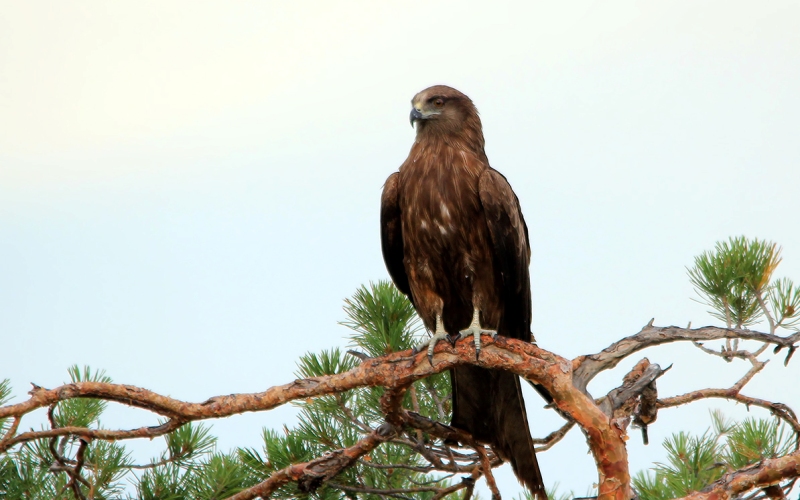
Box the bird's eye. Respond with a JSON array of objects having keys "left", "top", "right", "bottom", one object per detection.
[{"left": 434, "top": 98, "right": 444, "bottom": 107}]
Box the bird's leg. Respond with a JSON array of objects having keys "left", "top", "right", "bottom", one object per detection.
[
  {"left": 413, "top": 314, "right": 451, "bottom": 366},
  {"left": 459, "top": 308, "right": 497, "bottom": 359}
]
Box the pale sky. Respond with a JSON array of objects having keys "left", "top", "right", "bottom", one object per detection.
[{"left": 2, "top": 1, "right": 799, "bottom": 496}]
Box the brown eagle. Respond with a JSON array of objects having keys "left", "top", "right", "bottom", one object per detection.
[{"left": 380, "top": 85, "right": 546, "bottom": 497}]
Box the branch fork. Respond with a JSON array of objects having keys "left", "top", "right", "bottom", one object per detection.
[{"left": 2, "top": 322, "right": 799, "bottom": 500}]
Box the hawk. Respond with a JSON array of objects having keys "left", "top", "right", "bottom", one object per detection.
[{"left": 380, "top": 85, "right": 546, "bottom": 497}]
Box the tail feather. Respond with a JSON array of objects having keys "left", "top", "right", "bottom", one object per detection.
[{"left": 451, "top": 366, "right": 547, "bottom": 499}]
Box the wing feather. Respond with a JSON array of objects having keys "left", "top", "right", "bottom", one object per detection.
[
  {"left": 478, "top": 168, "right": 531, "bottom": 340},
  {"left": 380, "top": 172, "right": 412, "bottom": 299}
]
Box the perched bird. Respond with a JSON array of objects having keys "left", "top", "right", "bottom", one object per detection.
[{"left": 380, "top": 85, "right": 546, "bottom": 498}]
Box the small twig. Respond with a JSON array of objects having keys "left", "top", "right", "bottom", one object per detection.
[
  {"left": 692, "top": 341, "right": 748, "bottom": 362},
  {"left": 0, "top": 416, "right": 21, "bottom": 449},
  {"left": 756, "top": 291, "right": 777, "bottom": 335},
  {"left": 533, "top": 420, "right": 575, "bottom": 452},
  {"left": 407, "top": 472, "right": 457, "bottom": 486},
  {"left": 723, "top": 297, "right": 733, "bottom": 330},
  {"left": 409, "top": 385, "right": 424, "bottom": 442},
  {"left": 431, "top": 476, "right": 475, "bottom": 500},
  {"left": 337, "top": 395, "right": 373, "bottom": 433},
  {"left": 328, "top": 481, "right": 445, "bottom": 495},
  {"left": 423, "top": 379, "right": 448, "bottom": 420},
  {"left": 412, "top": 438, "right": 451, "bottom": 470},
  {"left": 126, "top": 453, "right": 190, "bottom": 470},
  {"left": 753, "top": 342, "right": 770, "bottom": 357},
  {"left": 731, "top": 358, "right": 768, "bottom": 392},
  {"left": 658, "top": 391, "right": 800, "bottom": 434},
  {"left": 346, "top": 350, "right": 371, "bottom": 361},
  {"left": 357, "top": 458, "right": 435, "bottom": 473}
]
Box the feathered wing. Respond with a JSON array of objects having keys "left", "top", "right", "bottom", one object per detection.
[
  {"left": 380, "top": 172, "right": 412, "bottom": 299},
  {"left": 453, "top": 168, "right": 543, "bottom": 499},
  {"left": 478, "top": 168, "right": 531, "bottom": 341}
]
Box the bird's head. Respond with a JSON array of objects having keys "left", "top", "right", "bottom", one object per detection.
[{"left": 409, "top": 85, "right": 481, "bottom": 135}]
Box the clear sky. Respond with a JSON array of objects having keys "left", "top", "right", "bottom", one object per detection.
[{"left": 2, "top": 1, "right": 799, "bottom": 496}]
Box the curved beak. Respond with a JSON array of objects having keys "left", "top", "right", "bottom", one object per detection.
[{"left": 410, "top": 108, "right": 425, "bottom": 127}]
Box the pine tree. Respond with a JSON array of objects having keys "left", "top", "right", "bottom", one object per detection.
[
  {"left": 2, "top": 237, "right": 800, "bottom": 499},
  {"left": 633, "top": 411, "right": 795, "bottom": 500}
]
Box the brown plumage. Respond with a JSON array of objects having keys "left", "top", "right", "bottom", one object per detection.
[{"left": 380, "top": 85, "right": 546, "bottom": 498}]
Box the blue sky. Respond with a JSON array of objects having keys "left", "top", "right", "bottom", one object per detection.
[{"left": 2, "top": 1, "right": 799, "bottom": 496}]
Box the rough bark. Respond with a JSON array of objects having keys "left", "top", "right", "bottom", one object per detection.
[{"left": 2, "top": 323, "right": 798, "bottom": 500}]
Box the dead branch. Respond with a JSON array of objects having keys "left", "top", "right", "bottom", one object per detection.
[
  {"left": 658, "top": 390, "right": 800, "bottom": 434},
  {"left": 431, "top": 476, "right": 477, "bottom": 500},
  {"left": 573, "top": 323, "right": 800, "bottom": 392},
  {"left": 534, "top": 420, "right": 576, "bottom": 452},
  {"left": 599, "top": 359, "right": 670, "bottom": 418},
  {"left": 3, "top": 323, "right": 800, "bottom": 500}
]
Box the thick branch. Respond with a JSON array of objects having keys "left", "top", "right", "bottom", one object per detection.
[
  {"left": 677, "top": 449, "right": 800, "bottom": 500},
  {"left": 3, "top": 317, "right": 799, "bottom": 500},
  {"left": 1, "top": 336, "right": 630, "bottom": 499}
]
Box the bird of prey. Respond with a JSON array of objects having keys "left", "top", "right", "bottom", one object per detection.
[{"left": 380, "top": 85, "right": 546, "bottom": 497}]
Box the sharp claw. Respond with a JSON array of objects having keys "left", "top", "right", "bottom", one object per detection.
[
  {"left": 459, "top": 309, "right": 498, "bottom": 360},
  {"left": 448, "top": 333, "right": 460, "bottom": 346},
  {"left": 415, "top": 317, "right": 450, "bottom": 366}
]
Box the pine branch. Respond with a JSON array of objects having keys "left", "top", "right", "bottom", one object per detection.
[
  {"left": 3, "top": 324, "right": 800, "bottom": 500},
  {"left": 227, "top": 424, "right": 398, "bottom": 499},
  {"left": 676, "top": 448, "right": 800, "bottom": 500}
]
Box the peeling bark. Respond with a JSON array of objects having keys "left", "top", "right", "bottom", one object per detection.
[{"left": 2, "top": 324, "right": 799, "bottom": 500}]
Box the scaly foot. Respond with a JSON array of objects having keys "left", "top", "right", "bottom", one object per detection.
[
  {"left": 459, "top": 308, "right": 497, "bottom": 359},
  {"left": 413, "top": 315, "right": 452, "bottom": 365}
]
